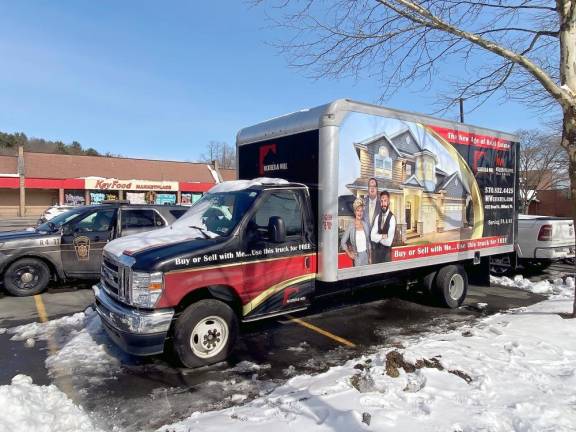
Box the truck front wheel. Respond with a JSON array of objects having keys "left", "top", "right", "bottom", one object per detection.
[
  {"left": 434, "top": 264, "right": 468, "bottom": 308},
  {"left": 3, "top": 258, "right": 51, "bottom": 297},
  {"left": 173, "top": 299, "right": 239, "bottom": 368}
]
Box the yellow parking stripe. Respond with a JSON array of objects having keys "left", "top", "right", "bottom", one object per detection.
[
  {"left": 287, "top": 315, "right": 356, "bottom": 348},
  {"left": 33, "top": 295, "right": 49, "bottom": 323},
  {"left": 33, "top": 294, "right": 78, "bottom": 402}
]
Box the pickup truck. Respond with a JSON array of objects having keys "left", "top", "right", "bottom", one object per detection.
[
  {"left": 490, "top": 214, "right": 575, "bottom": 274},
  {"left": 0, "top": 203, "right": 186, "bottom": 296},
  {"left": 94, "top": 99, "right": 519, "bottom": 368}
]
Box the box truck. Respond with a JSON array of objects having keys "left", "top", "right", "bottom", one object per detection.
[{"left": 94, "top": 99, "right": 519, "bottom": 367}]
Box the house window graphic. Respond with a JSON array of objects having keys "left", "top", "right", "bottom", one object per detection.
[{"left": 374, "top": 146, "right": 392, "bottom": 179}]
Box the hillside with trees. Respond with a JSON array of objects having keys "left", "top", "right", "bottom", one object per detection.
[{"left": 0, "top": 131, "right": 103, "bottom": 156}]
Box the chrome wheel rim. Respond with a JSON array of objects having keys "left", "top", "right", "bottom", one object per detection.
[
  {"left": 189, "top": 316, "right": 228, "bottom": 359},
  {"left": 448, "top": 274, "right": 465, "bottom": 300}
]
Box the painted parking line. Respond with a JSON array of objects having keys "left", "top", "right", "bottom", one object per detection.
[
  {"left": 33, "top": 295, "right": 49, "bottom": 323},
  {"left": 287, "top": 315, "right": 356, "bottom": 348}
]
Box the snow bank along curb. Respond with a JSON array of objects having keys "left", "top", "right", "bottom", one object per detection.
[{"left": 162, "top": 276, "right": 576, "bottom": 431}]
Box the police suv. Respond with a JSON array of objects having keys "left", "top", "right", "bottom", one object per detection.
[{"left": 0, "top": 202, "right": 187, "bottom": 296}]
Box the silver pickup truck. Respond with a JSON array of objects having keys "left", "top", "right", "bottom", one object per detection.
[{"left": 491, "top": 214, "right": 575, "bottom": 274}]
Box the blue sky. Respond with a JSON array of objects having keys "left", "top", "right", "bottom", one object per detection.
[{"left": 0, "top": 1, "right": 552, "bottom": 162}]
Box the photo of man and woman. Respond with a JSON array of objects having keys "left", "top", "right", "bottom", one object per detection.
[{"left": 337, "top": 113, "right": 480, "bottom": 269}]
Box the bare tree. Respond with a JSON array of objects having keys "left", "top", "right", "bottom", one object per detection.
[
  {"left": 518, "top": 129, "right": 568, "bottom": 213},
  {"left": 199, "top": 141, "right": 236, "bottom": 169},
  {"left": 259, "top": 0, "right": 576, "bottom": 314}
]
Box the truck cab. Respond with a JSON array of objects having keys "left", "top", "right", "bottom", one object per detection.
[{"left": 95, "top": 180, "right": 317, "bottom": 363}]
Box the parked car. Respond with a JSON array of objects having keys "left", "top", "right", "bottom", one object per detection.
[
  {"left": 491, "top": 214, "right": 575, "bottom": 274},
  {"left": 37, "top": 205, "right": 77, "bottom": 225},
  {"left": 0, "top": 203, "right": 188, "bottom": 296}
]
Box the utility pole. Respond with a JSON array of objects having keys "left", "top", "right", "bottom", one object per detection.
[
  {"left": 18, "top": 145, "right": 25, "bottom": 217},
  {"left": 459, "top": 98, "right": 465, "bottom": 123}
]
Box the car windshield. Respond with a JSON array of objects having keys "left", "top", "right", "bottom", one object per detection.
[
  {"left": 37, "top": 207, "right": 87, "bottom": 231},
  {"left": 171, "top": 189, "right": 259, "bottom": 237}
]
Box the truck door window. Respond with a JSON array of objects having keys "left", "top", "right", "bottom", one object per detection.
[
  {"left": 121, "top": 209, "right": 163, "bottom": 229},
  {"left": 74, "top": 210, "right": 115, "bottom": 233},
  {"left": 251, "top": 191, "right": 303, "bottom": 238}
]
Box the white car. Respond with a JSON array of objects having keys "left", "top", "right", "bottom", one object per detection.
[{"left": 491, "top": 214, "right": 575, "bottom": 274}]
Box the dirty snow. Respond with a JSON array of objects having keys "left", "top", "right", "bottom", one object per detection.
[{"left": 2, "top": 276, "right": 576, "bottom": 432}]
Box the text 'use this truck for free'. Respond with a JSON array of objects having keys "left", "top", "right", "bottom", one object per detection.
[{"left": 94, "top": 99, "right": 519, "bottom": 368}]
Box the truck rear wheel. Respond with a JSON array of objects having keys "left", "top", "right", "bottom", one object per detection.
[
  {"left": 434, "top": 264, "right": 467, "bottom": 308},
  {"left": 3, "top": 258, "right": 51, "bottom": 297},
  {"left": 173, "top": 299, "right": 238, "bottom": 368}
]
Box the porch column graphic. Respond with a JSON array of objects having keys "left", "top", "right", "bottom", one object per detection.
[{"left": 18, "top": 146, "right": 25, "bottom": 217}]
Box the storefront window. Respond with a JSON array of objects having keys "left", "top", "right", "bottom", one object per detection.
[
  {"left": 126, "top": 192, "right": 146, "bottom": 204},
  {"left": 90, "top": 191, "right": 118, "bottom": 204},
  {"left": 155, "top": 193, "right": 176, "bottom": 205},
  {"left": 181, "top": 192, "right": 203, "bottom": 205},
  {"left": 64, "top": 190, "right": 85, "bottom": 206}
]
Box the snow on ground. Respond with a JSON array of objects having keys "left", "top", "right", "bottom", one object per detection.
[
  {"left": 1, "top": 276, "right": 575, "bottom": 432},
  {"left": 0, "top": 375, "right": 105, "bottom": 432},
  {"left": 163, "top": 276, "right": 576, "bottom": 432},
  {"left": 6, "top": 307, "right": 123, "bottom": 385}
]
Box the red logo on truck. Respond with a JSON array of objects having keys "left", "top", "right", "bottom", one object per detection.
[{"left": 259, "top": 144, "right": 277, "bottom": 176}]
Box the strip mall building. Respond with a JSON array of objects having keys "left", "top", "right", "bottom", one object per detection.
[{"left": 0, "top": 151, "right": 235, "bottom": 217}]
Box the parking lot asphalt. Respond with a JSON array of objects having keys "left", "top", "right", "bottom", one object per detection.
[{"left": 2, "top": 262, "right": 573, "bottom": 431}]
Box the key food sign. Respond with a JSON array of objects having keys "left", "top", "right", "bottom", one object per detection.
[{"left": 85, "top": 177, "right": 178, "bottom": 192}]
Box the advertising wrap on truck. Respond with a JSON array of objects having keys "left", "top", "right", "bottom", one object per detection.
[{"left": 337, "top": 113, "right": 516, "bottom": 270}]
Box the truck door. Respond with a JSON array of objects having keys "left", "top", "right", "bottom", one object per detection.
[
  {"left": 242, "top": 189, "right": 315, "bottom": 318},
  {"left": 60, "top": 209, "right": 116, "bottom": 277}
]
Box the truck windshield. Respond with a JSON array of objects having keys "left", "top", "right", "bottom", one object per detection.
[
  {"left": 171, "top": 189, "right": 259, "bottom": 237},
  {"left": 37, "top": 207, "right": 87, "bottom": 232}
]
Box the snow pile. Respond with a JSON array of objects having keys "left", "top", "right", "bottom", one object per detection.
[
  {"left": 491, "top": 275, "right": 574, "bottom": 298},
  {"left": 208, "top": 178, "right": 288, "bottom": 193},
  {"left": 162, "top": 279, "right": 576, "bottom": 432},
  {"left": 8, "top": 308, "right": 123, "bottom": 384},
  {"left": 0, "top": 375, "right": 104, "bottom": 432}
]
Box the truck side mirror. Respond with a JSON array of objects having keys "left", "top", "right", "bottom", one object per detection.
[{"left": 268, "top": 216, "right": 286, "bottom": 243}]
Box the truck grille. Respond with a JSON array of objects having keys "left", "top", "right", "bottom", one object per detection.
[{"left": 101, "top": 254, "right": 131, "bottom": 303}]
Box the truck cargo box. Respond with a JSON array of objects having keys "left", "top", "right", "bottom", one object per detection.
[{"left": 238, "top": 99, "right": 518, "bottom": 282}]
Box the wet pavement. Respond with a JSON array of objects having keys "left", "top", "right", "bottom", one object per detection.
[{"left": 0, "top": 262, "right": 573, "bottom": 431}]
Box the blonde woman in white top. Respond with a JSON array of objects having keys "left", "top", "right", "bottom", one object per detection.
[{"left": 340, "top": 198, "right": 371, "bottom": 266}]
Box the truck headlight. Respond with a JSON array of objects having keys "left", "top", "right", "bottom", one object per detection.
[{"left": 131, "top": 271, "right": 164, "bottom": 308}]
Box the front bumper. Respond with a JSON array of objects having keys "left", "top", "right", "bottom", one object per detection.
[
  {"left": 534, "top": 245, "right": 575, "bottom": 260},
  {"left": 93, "top": 284, "right": 175, "bottom": 356}
]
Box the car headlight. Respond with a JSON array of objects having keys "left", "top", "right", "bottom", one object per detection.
[{"left": 130, "top": 271, "right": 164, "bottom": 308}]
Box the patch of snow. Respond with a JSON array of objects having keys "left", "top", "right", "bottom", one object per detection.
[
  {"left": 209, "top": 178, "right": 288, "bottom": 193},
  {"left": 8, "top": 308, "right": 123, "bottom": 385},
  {"left": 491, "top": 275, "right": 574, "bottom": 298},
  {"left": 0, "top": 375, "right": 105, "bottom": 432}
]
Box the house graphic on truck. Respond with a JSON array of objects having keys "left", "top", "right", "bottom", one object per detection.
[{"left": 346, "top": 127, "right": 473, "bottom": 244}]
